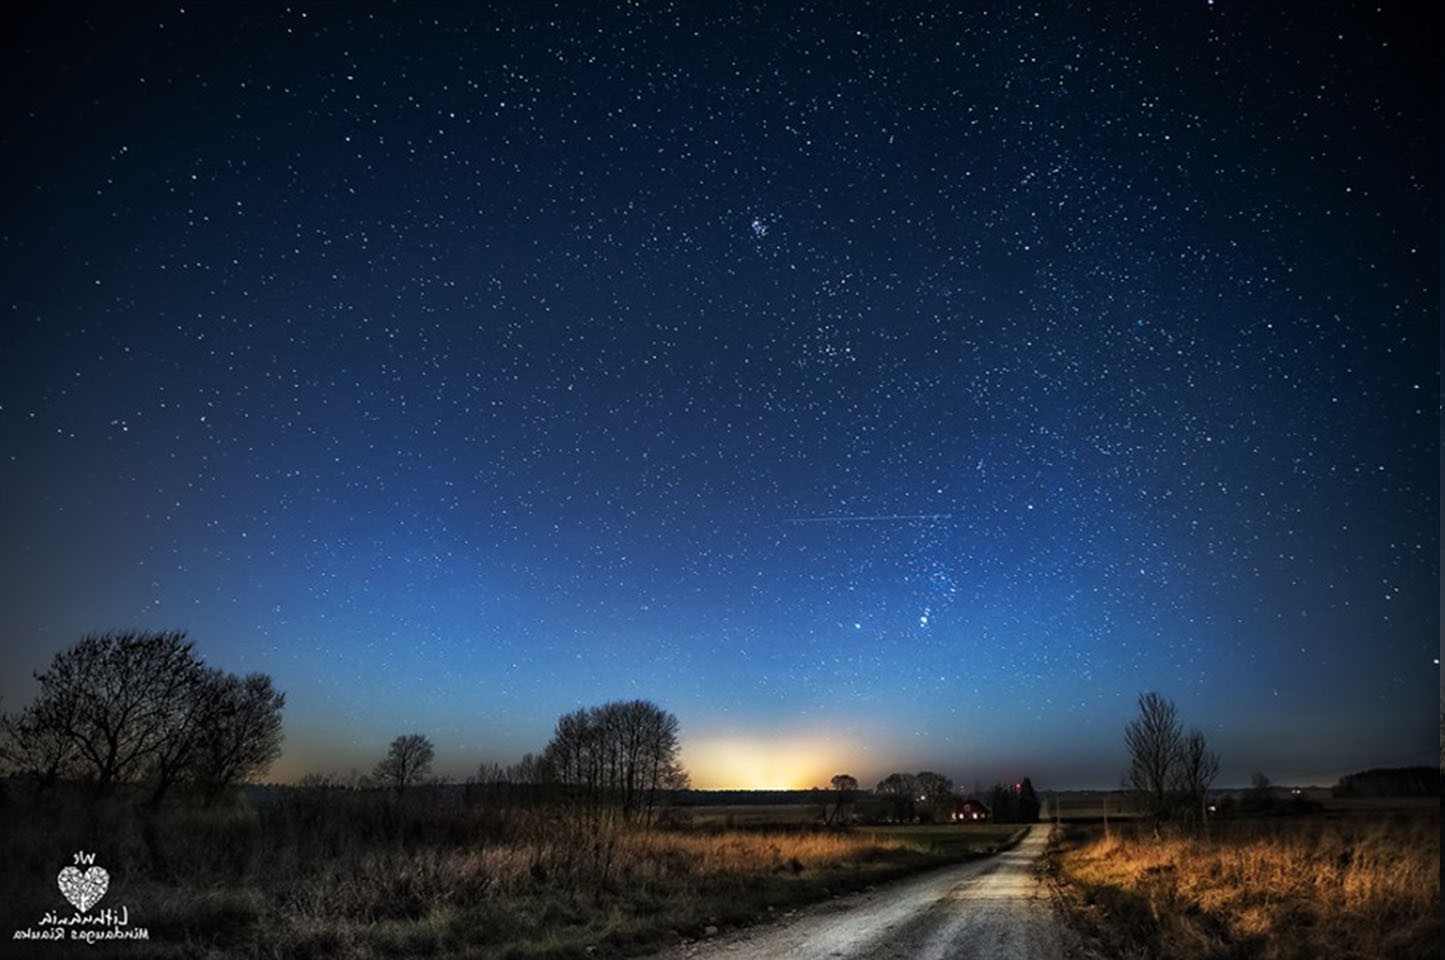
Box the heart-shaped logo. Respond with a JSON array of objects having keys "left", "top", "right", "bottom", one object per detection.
[{"left": 57, "top": 865, "right": 109, "bottom": 912}]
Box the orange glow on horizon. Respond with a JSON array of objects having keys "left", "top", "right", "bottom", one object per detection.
[{"left": 682, "top": 735, "right": 850, "bottom": 790}]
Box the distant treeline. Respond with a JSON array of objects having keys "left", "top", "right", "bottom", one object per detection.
[
  {"left": 248, "top": 786, "right": 925, "bottom": 807},
  {"left": 1332, "top": 766, "right": 1440, "bottom": 798},
  {"left": 671, "top": 789, "right": 829, "bottom": 806}
]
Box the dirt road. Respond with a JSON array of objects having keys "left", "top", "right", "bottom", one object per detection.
[{"left": 649, "top": 824, "right": 1072, "bottom": 960}]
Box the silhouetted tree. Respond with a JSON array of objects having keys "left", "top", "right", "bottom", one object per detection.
[
  {"left": 538, "top": 700, "right": 687, "bottom": 886},
  {"left": 1016, "top": 777, "right": 1041, "bottom": 822},
  {"left": 1333, "top": 766, "right": 1438, "bottom": 798},
  {"left": 829, "top": 773, "right": 858, "bottom": 824},
  {"left": 988, "top": 782, "right": 1018, "bottom": 822},
  {"left": 149, "top": 665, "right": 265, "bottom": 806},
  {"left": 874, "top": 772, "right": 920, "bottom": 821},
  {"left": 34, "top": 631, "right": 203, "bottom": 793},
  {"left": 1174, "top": 729, "right": 1220, "bottom": 828},
  {"left": 473, "top": 752, "right": 548, "bottom": 806},
  {"left": 191, "top": 672, "right": 285, "bottom": 804},
  {"left": 915, "top": 770, "right": 954, "bottom": 822},
  {"left": 1125, "top": 691, "right": 1182, "bottom": 834},
  {"left": 297, "top": 771, "right": 341, "bottom": 789},
  {"left": 541, "top": 699, "right": 687, "bottom": 827},
  {"left": 5, "top": 631, "right": 284, "bottom": 802},
  {"left": 373, "top": 733, "right": 435, "bottom": 795},
  {"left": 0, "top": 698, "right": 82, "bottom": 786}
]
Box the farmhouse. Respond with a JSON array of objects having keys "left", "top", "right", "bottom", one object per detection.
[{"left": 952, "top": 797, "right": 990, "bottom": 822}]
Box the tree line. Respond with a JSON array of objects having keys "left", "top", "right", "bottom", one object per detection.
[
  {"left": 9, "top": 630, "right": 1070, "bottom": 836},
  {"left": 366, "top": 699, "right": 689, "bottom": 815},
  {"left": 871, "top": 770, "right": 957, "bottom": 822},
  {"left": 985, "top": 778, "right": 1041, "bottom": 823},
  {"left": 817, "top": 770, "right": 1041, "bottom": 824},
  {"left": 1, "top": 632, "right": 693, "bottom": 829}
]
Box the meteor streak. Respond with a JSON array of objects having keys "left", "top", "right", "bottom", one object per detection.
[{"left": 782, "top": 513, "right": 953, "bottom": 524}]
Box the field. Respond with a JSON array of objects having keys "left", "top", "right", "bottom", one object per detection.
[
  {"left": 1049, "top": 806, "right": 1440, "bottom": 959},
  {"left": 862, "top": 823, "right": 1025, "bottom": 857},
  {"left": 1, "top": 786, "right": 1025, "bottom": 959}
]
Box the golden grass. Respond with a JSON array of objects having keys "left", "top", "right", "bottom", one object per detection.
[
  {"left": 279, "top": 824, "right": 991, "bottom": 914},
  {"left": 0, "top": 786, "right": 1029, "bottom": 959},
  {"left": 265, "top": 825, "right": 998, "bottom": 957},
  {"left": 1054, "top": 814, "right": 1440, "bottom": 960},
  {"left": 624, "top": 827, "right": 884, "bottom": 870}
]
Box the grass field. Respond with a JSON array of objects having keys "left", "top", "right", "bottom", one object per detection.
[
  {"left": 666, "top": 803, "right": 824, "bottom": 828},
  {"left": 1, "top": 788, "right": 1031, "bottom": 959},
  {"left": 862, "top": 823, "right": 1025, "bottom": 857},
  {"left": 1050, "top": 809, "right": 1440, "bottom": 960}
]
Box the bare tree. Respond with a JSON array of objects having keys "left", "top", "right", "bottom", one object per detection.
[
  {"left": 1124, "top": 691, "right": 1182, "bottom": 835},
  {"left": 34, "top": 631, "right": 205, "bottom": 793},
  {"left": 191, "top": 672, "right": 285, "bottom": 804},
  {"left": 538, "top": 699, "right": 687, "bottom": 886},
  {"left": 1, "top": 698, "right": 82, "bottom": 786},
  {"left": 915, "top": 771, "right": 955, "bottom": 823},
  {"left": 9, "top": 630, "right": 287, "bottom": 803},
  {"left": 541, "top": 699, "right": 687, "bottom": 828},
  {"left": 512, "top": 752, "right": 543, "bottom": 785},
  {"left": 828, "top": 773, "right": 858, "bottom": 824},
  {"left": 373, "top": 733, "right": 435, "bottom": 795},
  {"left": 874, "top": 772, "right": 921, "bottom": 822},
  {"left": 8, "top": 631, "right": 283, "bottom": 803},
  {"left": 1174, "top": 728, "right": 1220, "bottom": 830}
]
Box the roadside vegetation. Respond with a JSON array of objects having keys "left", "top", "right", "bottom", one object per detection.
[
  {"left": 1050, "top": 809, "right": 1440, "bottom": 960},
  {"left": 0, "top": 783, "right": 1022, "bottom": 959},
  {"left": 1049, "top": 689, "right": 1441, "bottom": 960}
]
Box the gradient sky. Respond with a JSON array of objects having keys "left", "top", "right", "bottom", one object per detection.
[{"left": 1, "top": 3, "right": 1437, "bottom": 792}]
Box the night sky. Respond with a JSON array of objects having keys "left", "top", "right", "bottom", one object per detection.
[{"left": 1, "top": 3, "right": 1437, "bottom": 792}]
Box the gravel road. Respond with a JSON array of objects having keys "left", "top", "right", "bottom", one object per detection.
[{"left": 648, "top": 824, "right": 1073, "bottom": 960}]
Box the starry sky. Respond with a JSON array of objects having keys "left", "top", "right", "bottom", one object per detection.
[{"left": 1, "top": 3, "right": 1437, "bottom": 792}]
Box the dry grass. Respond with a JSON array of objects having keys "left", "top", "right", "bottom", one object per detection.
[
  {"left": 1053, "top": 813, "right": 1440, "bottom": 960},
  {"left": 261, "top": 821, "right": 1010, "bottom": 958},
  {"left": 0, "top": 785, "right": 1017, "bottom": 959},
  {"left": 622, "top": 826, "right": 892, "bottom": 872}
]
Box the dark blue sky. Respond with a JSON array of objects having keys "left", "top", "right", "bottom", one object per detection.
[{"left": 1, "top": 2, "right": 1437, "bottom": 790}]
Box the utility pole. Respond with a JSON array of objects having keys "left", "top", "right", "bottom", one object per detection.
[{"left": 1103, "top": 792, "right": 1109, "bottom": 839}]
